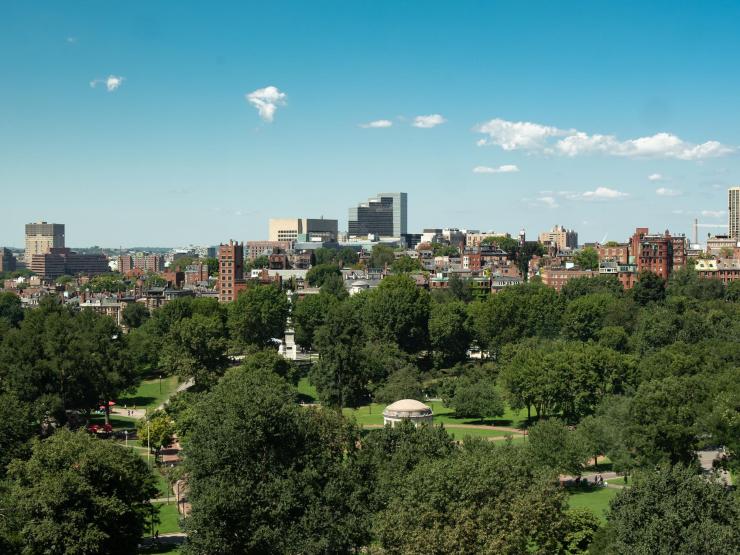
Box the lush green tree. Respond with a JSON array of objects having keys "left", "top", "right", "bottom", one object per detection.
[
  {"left": 726, "top": 279, "right": 740, "bottom": 301},
  {"left": 429, "top": 300, "right": 471, "bottom": 368},
  {"left": 0, "top": 291, "right": 23, "bottom": 328},
  {"left": 160, "top": 313, "right": 229, "bottom": 389},
  {"left": 391, "top": 255, "right": 423, "bottom": 274},
  {"left": 375, "top": 443, "right": 570, "bottom": 554},
  {"left": 85, "top": 274, "right": 128, "bottom": 293},
  {"left": 448, "top": 272, "right": 474, "bottom": 302},
  {"left": 563, "top": 508, "right": 602, "bottom": 554},
  {"left": 183, "top": 366, "right": 369, "bottom": 554},
  {"left": 574, "top": 247, "right": 599, "bottom": 270},
  {"left": 311, "top": 300, "right": 369, "bottom": 407},
  {"left": 249, "top": 255, "right": 269, "bottom": 269},
  {"left": 368, "top": 244, "right": 395, "bottom": 268},
  {"left": 238, "top": 348, "right": 298, "bottom": 384},
  {"left": 122, "top": 301, "right": 149, "bottom": 329},
  {"left": 204, "top": 257, "right": 219, "bottom": 276},
  {"left": 136, "top": 410, "right": 175, "bottom": 451},
  {"left": 0, "top": 300, "right": 135, "bottom": 424},
  {"left": 228, "top": 285, "right": 289, "bottom": 348},
  {"left": 0, "top": 393, "right": 35, "bottom": 477},
  {"left": 292, "top": 293, "right": 336, "bottom": 349},
  {"left": 306, "top": 263, "right": 341, "bottom": 287},
  {"left": 561, "top": 292, "right": 621, "bottom": 342},
  {"left": 431, "top": 243, "right": 459, "bottom": 257},
  {"left": 560, "top": 274, "right": 624, "bottom": 301},
  {"left": 499, "top": 340, "right": 634, "bottom": 422},
  {"left": 468, "top": 283, "right": 561, "bottom": 352},
  {"left": 668, "top": 266, "right": 725, "bottom": 300},
  {"left": 626, "top": 376, "right": 707, "bottom": 467},
  {"left": 632, "top": 270, "right": 666, "bottom": 305},
  {"left": 448, "top": 377, "right": 504, "bottom": 421},
  {"left": 319, "top": 272, "right": 348, "bottom": 299},
  {"left": 312, "top": 247, "right": 336, "bottom": 266},
  {"left": 631, "top": 305, "right": 682, "bottom": 354},
  {"left": 357, "top": 420, "right": 456, "bottom": 512},
  {"left": 0, "top": 429, "right": 156, "bottom": 555},
  {"left": 481, "top": 235, "right": 519, "bottom": 253},
  {"left": 597, "top": 325, "right": 630, "bottom": 352},
  {"left": 336, "top": 247, "right": 360, "bottom": 267},
  {"left": 364, "top": 274, "right": 430, "bottom": 353},
  {"left": 373, "top": 365, "right": 424, "bottom": 404},
  {"left": 527, "top": 418, "right": 589, "bottom": 475},
  {"left": 601, "top": 465, "right": 740, "bottom": 554}
]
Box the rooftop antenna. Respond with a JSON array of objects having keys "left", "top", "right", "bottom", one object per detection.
[{"left": 600, "top": 233, "right": 608, "bottom": 244}]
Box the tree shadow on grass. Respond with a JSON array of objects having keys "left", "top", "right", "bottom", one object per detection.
[
  {"left": 118, "top": 395, "right": 157, "bottom": 408},
  {"left": 296, "top": 392, "right": 316, "bottom": 404}
]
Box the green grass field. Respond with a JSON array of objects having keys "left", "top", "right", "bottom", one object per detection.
[
  {"left": 341, "top": 398, "right": 530, "bottom": 430},
  {"left": 146, "top": 502, "right": 182, "bottom": 535},
  {"left": 296, "top": 377, "right": 318, "bottom": 403},
  {"left": 568, "top": 486, "right": 619, "bottom": 523},
  {"left": 119, "top": 376, "right": 180, "bottom": 411},
  {"left": 89, "top": 414, "right": 138, "bottom": 431},
  {"left": 444, "top": 427, "right": 518, "bottom": 441}
]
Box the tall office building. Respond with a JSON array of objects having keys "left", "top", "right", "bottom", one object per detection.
[
  {"left": 348, "top": 192, "right": 407, "bottom": 238},
  {"left": 24, "top": 221, "right": 65, "bottom": 264},
  {"left": 539, "top": 225, "right": 578, "bottom": 250},
  {"left": 268, "top": 218, "right": 338, "bottom": 242},
  {"left": 729, "top": 187, "right": 740, "bottom": 240}
]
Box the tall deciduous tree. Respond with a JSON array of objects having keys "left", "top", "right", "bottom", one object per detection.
[
  {"left": 160, "top": 312, "right": 228, "bottom": 389},
  {"left": 600, "top": 465, "right": 740, "bottom": 554},
  {"left": 364, "top": 274, "right": 430, "bottom": 353},
  {"left": 183, "top": 366, "right": 369, "bottom": 554},
  {"left": 429, "top": 300, "right": 471, "bottom": 368},
  {"left": 375, "top": 443, "right": 570, "bottom": 554},
  {"left": 0, "top": 429, "right": 156, "bottom": 555},
  {"left": 292, "top": 293, "right": 336, "bottom": 349},
  {"left": 228, "top": 285, "right": 289, "bottom": 348}
]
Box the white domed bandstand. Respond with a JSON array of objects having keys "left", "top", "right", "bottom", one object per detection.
[{"left": 382, "top": 399, "right": 433, "bottom": 427}]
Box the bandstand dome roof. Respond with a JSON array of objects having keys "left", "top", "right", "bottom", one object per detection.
[{"left": 383, "top": 399, "right": 432, "bottom": 417}]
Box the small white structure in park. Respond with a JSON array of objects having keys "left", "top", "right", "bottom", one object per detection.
[{"left": 383, "top": 399, "right": 433, "bottom": 427}]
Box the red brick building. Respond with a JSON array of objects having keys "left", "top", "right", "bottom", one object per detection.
[
  {"left": 597, "top": 243, "right": 629, "bottom": 264},
  {"left": 540, "top": 267, "right": 596, "bottom": 292},
  {"left": 630, "top": 228, "right": 673, "bottom": 280},
  {"left": 218, "top": 240, "right": 246, "bottom": 302}
]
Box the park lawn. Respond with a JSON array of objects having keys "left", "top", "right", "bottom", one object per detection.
[
  {"left": 568, "top": 486, "right": 619, "bottom": 523},
  {"left": 147, "top": 502, "right": 182, "bottom": 535},
  {"left": 444, "top": 427, "right": 518, "bottom": 441},
  {"left": 343, "top": 399, "right": 532, "bottom": 430},
  {"left": 296, "top": 377, "right": 318, "bottom": 403},
  {"left": 607, "top": 476, "right": 629, "bottom": 486},
  {"left": 89, "top": 414, "right": 137, "bottom": 431},
  {"left": 119, "top": 376, "right": 180, "bottom": 411}
]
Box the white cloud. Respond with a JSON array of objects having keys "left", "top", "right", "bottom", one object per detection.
[
  {"left": 475, "top": 118, "right": 568, "bottom": 150},
  {"left": 412, "top": 114, "right": 446, "bottom": 128},
  {"left": 537, "top": 196, "right": 559, "bottom": 208},
  {"left": 672, "top": 209, "right": 685, "bottom": 215},
  {"left": 581, "top": 187, "right": 628, "bottom": 200},
  {"left": 360, "top": 119, "right": 393, "bottom": 128},
  {"left": 474, "top": 117, "right": 732, "bottom": 160},
  {"left": 90, "top": 75, "right": 124, "bottom": 92},
  {"left": 472, "top": 164, "right": 519, "bottom": 174},
  {"left": 648, "top": 173, "right": 664, "bottom": 181},
  {"left": 656, "top": 187, "right": 681, "bottom": 197},
  {"left": 246, "top": 86, "right": 287, "bottom": 122},
  {"left": 701, "top": 210, "right": 726, "bottom": 218}
]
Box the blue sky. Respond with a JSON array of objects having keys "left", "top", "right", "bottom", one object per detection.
[{"left": 1, "top": 1, "right": 738, "bottom": 247}]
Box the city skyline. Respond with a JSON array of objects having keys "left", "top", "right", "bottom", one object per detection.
[{"left": 2, "top": 1, "right": 739, "bottom": 246}]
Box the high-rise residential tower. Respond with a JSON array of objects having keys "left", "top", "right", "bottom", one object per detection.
[
  {"left": 24, "top": 221, "right": 65, "bottom": 264},
  {"left": 218, "top": 240, "right": 245, "bottom": 303},
  {"left": 729, "top": 187, "right": 740, "bottom": 239},
  {"left": 348, "top": 192, "right": 407, "bottom": 238}
]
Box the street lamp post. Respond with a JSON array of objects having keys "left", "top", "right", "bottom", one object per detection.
[
  {"left": 124, "top": 429, "right": 128, "bottom": 448},
  {"left": 147, "top": 420, "right": 151, "bottom": 467}
]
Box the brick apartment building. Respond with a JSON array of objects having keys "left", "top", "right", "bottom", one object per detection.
[
  {"left": 118, "top": 254, "right": 165, "bottom": 274},
  {"left": 218, "top": 240, "right": 246, "bottom": 302},
  {"left": 539, "top": 267, "right": 597, "bottom": 292}
]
